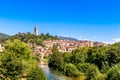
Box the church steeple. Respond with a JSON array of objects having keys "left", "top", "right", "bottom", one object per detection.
[{"left": 34, "top": 26, "right": 38, "bottom": 36}]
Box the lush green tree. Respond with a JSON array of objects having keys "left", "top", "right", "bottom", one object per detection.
[
  {"left": 65, "top": 63, "right": 81, "bottom": 77},
  {"left": 0, "top": 40, "right": 33, "bottom": 79},
  {"left": 77, "top": 63, "right": 106, "bottom": 80},
  {"left": 87, "top": 46, "right": 108, "bottom": 69},
  {"left": 71, "top": 47, "right": 89, "bottom": 64},
  {"left": 0, "top": 55, "right": 24, "bottom": 80},
  {"left": 63, "top": 52, "right": 72, "bottom": 63},
  {"left": 27, "top": 66, "right": 47, "bottom": 80},
  {"left": 4, "top": 39, "right": 33, "bottom": 60},
  {"left": 106, "top": 43, "right": 120, "bottom": 67},
  {"left": 106, "top": 63, "right": 120, "bottom": 80},
  {"left": 49, "top": 45, "right": 64, "bottom": 70},
  {"left": 0, "top": 39, "right": 47, "bottom": 80}
]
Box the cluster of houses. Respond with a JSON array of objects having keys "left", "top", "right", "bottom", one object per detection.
[
  {"left": 0, "top": 39, "right": 106, "bottom": 59},
  {"left": 34, "top": 40, "right": 106, "bottom": 57},
  {"left": 32, "top": 28, "right": 107, "bottom": 57},
  {"left": 0, "top": 38, "right": 106, "bottom": 58}
]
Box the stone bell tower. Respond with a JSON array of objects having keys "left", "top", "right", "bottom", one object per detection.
[{"left": 34, "top": 26, "right": 38, "bottom": 36}]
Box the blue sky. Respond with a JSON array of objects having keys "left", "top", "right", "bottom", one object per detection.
[{"left": 0, "top": 0, "right": 120, "bottom": 43}]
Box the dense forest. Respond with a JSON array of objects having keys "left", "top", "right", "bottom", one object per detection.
[{"left": 49, "top": 43, "right": 120, "bottom": 80}]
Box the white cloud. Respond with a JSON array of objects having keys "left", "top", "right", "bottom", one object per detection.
[
  {"left": 83, "top": 39, "right": 90, "bottom": 40},
  {"left": 103, "top": 41, "right": 114, "bottom": 44},
  {"left": 113, "top": 38, "right": 120, "bottom": 42}
]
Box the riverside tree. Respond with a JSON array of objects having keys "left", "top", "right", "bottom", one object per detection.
[
  {"left": 0, "top": 39, "right": 47, "bottom": 80},
  {"left": 49, "top": 45, "right": 64, "bottom": 70},
  {"left": 48, "top": 41, "right": 120, "bottom": 80}
]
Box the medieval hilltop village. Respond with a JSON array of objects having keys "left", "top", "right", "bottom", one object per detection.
[
  {"left": 0, "top": 26, "right": 106, "bottom": 58},
  {"left": 33, "top": 26, "right": 106, "bottom": 58}
]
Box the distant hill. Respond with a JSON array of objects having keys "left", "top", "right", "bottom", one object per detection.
[
  {"left": 58, "top": 36, "right": 78, "bottom": 41},
  {"left": 0, "top": 33, "right": 10, "bottom": 38}
]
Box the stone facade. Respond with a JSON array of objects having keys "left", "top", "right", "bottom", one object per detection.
[{"left": 34, "top": 26, "right": 38, "bottom": 36}]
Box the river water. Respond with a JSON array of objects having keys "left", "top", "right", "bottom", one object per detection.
[{"left": 40, "top": 64, "right": 85, "bottom": 80}]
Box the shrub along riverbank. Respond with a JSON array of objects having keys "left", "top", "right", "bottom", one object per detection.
[{"left": 49, "top": 43, "right": 120, "bottom": 80}]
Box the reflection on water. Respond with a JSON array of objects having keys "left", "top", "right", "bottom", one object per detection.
[{"left": 41, "top": 64, "right": 84, "bottom": 80}]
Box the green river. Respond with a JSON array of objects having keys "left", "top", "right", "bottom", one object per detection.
[{"left": 40, "top": 64, "right": 85, "bottom": 80}]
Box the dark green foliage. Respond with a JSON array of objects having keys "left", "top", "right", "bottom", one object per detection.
[
  {"left": 0, "top": 32, "right": 58, "bottom": 45},
  {"left": 65, "top": 63, "right": 81, "bottom": 77},
  {"left": 86, "top": 46, "right": 108, "bottom": 69},
  {"left": 49, "top": 45, "right": 64, "bottom": 70},
  {"left": 100, "top": 63, "right": 110, "bottom": 73},
  {"left": 1, "top": 58, "right": 23, "bottom": 80},
  {"left": 106, "top": 64, "right": 120, "bottom": 80},
  {"left": 0, "top": 40, "right": 47, "bottom": 80},
  {"left": 77, "top": 63, "right": 106, "bottom": 80},
  {"left": 106, "top": 43, "right": 120, "bottom": 67},
  {"left": 63, "top": 52, "right": 72, "bottom": 63},
  {"left": 27, "top": 67, "right": 47, "bottom": 80},
  {"left": 33, "top": 54, "right": 41, "bottom": 63},
  {"left": 71, "top": 47, "right": 88, "bottom": 64},
  {"left": 0, "top": 40, "right": 32, "bottom": 79}
]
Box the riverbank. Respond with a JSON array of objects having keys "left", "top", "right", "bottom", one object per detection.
[{"left": 40, "top": 62, "right": 86, "bottom": 80}]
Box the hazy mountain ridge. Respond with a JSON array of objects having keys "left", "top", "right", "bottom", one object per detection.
[
  {"left": 0, "top": 33, "right": 10, "bottom": 38},
  {"left": 58, "top": 36, "right": 78, "bottom": 41}
]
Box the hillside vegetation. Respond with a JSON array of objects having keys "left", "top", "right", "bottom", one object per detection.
[{"left": 0, "top": 32, "right": 58, "bottom": 45}]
